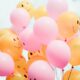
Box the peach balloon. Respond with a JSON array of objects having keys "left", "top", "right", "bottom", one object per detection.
[
  {"left": 0, "top": 29, "right": 22, "bottom": 60},
  {"left": 63, "top": 69, "right": 80, "bottom": 80},
  {"left": 68, "top": 36, "right": 80, "bottom": 66},
  {"left": 57, "top": 12, "right": 80, "bottom": 39}
]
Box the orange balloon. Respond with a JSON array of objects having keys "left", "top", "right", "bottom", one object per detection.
[
  {"left": 6, "top": 71, "right": 26, "bottom": 80},
  {"left": 0, "top": 29, "right": 22, "bottom": 60},
  {"left": 28, "top": 45, "right": 47, "bottom": 60},
  {"left": 15, "top": 56, "right": 28, "bottom": 80},
  {"left": 57, "top": 12, "right": 80, "bottom": 39},
  {"left": 68, "top": 36, "right": 80, "bottom": 66},
  {"left": 15, "top": 56, "right": 27, "bottom": 73},
  {"left": 63, "top": 69, "right": 80, "bottom": 80},
  {"left": 14, "top": 56, "right": 47, "bottom": 79}
]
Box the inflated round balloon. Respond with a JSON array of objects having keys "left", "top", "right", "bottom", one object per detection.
[
  {"left": 34, "top": 17, "right": 59, "bottom": 44},
  {"left": 15, "top": 56, "right": 28, "bottom": 80},
  {"left": 28, "top": 45, "right": 46, "bottom": 60},
  {"left": 28, "top": 60, "right": 55, "bottom": 80},
  {"left": 28, "top": 51, "right": 41, "bottom": 60},
  {"left": 27, "top": 55, "right": 47, "bottom": 69},
  {"left": 17, "top": 0, "right": 48, "bottom": 19},
  {"left": 57, "top": 12, "right": 80, "bottom": 39},
  {"left": 10, "top": 8, "right": 30, "bottom": 33},
  {"left": 17, "top": 0, "right": 35, "bottom": 17},
  {"left": 47, "top": 0, "right": 68, "bottom": 20},
  {"left": 19, "top": 27, "right": 42, "bottom": 52},
  {"left": 15, "top": 56, "right": 27, "bottom": 73},
  {"left": 6, "top": 71, "right": 25, "bottom": 80},
  {"left": 0, "top": 52, "right": 14, "bottom": 76},
  {"left": 0, "top": 29, "right": 22, "bottom": 60},
  {"left": 68, "top": 36, "right": 80, "bottom": 66},
  {"left": 33, "top": 6, "right": 48, "bottom": 19},
  {"left": 46, "top": 40, "right": 71, "bottom": 69},
  {"left": 63, "top": 69, "right": 80, "bottom": 80}
]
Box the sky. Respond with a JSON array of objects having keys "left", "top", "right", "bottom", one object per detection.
[{"left": 0, "top": 0, "right": 80, "bottom": 80}]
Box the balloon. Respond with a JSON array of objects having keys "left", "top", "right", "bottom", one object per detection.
[
  {"left": 46, "top": 40, "right": 71, "bottom": 69},
  {"left": 63, "top": 69, "right": 80, "bottom": 80},
  {"left": 0, "top": 29, "right": 22, "bottom": 60},
  {"left": 17, "top": 0, "right": 48, "bottom": 19},
  {"left": 10, "top": 8, "right": 30, "bottom": 33},
  {"left": 17, "top": 0, "right": 35, "bottom": 17},
  {"left": 47, "top": 0, "right": 68, "bottom": 20},
  {"left": 19, "top": 27, "right": 42, "bottom": 52},
  {"left": 68, "top": 36, "right": 80, "bottom": 66},
  {"left": 28, "top": 60, "right": 55, "bottom": 80},
  {"left": 34, "top": 17, "right": 59, "bottom": 44},
  {"left": 6, "top": 71, "right": 25, "bottom": 80},
  {"left": 11, "top": 25, "right": 26, "bottom": 34},
  {"left": 15, "top": 56, "right": 28, "bottom": 80},
  {"left": 0, "top": 52, "right": 14, "bottom": 76},
  {"left": 28, "top": 51, "right": 41, "bottom": 60},
  {"left": 57, "top": 12, "right": 80, "bottom": 39},
  {"left": 15, "top": 56, "right": 27, "bottom": 73},
  {"left": 28, "top": 45, "right": 47, "bottom": 60},
  {"left": 33, "top": 6, "right": 48, "bottom": 19},
  {"left": 27, "top": 55, "right": 47, "bottom": 69}
]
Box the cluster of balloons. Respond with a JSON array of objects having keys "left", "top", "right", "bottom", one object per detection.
[{"left": 0, "top": 0, "right": 80, "bottom": 80}]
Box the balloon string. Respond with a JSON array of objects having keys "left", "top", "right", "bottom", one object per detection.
[
  {"left": 55, "top": 68, "right": 59, "bottom": 80},
  {"left": 48, "top": 64, "right": 59, "bottom": 80},
  {"left": 68, "top": 66, "right": 74, "bottom": 80}
]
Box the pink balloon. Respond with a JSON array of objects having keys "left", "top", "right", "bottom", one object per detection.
[
  {"left": 28, "top": 60, "right": 55, "bottom": 80},
  {"left": 0, "top": 52, "right": 14, "bottom": 76},
  {"left": 47, "top": 0, "right": 68, "bottom": 20},
  {"left": 34, "top": 17, "right": 59, "bottom": 45},
  {"left": 10, "top": 8, "right": 30, "bottom": 33},
  {"left": 46, "top": 40, "right": 71, "bottom": 69},
  {"left": 19, "top": 27, "right": 42, "bottom": 52}
]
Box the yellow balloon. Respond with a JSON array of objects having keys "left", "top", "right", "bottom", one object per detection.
[
  {"left": 68, "top": 36, "right": 80, "bottom": 66},
  {"left": 0, "top": 29, "right": 22, "bottom": 60},
  {"left": 28, "top": 45, "right": 47, "bottom": 60},
  {"left": 57, "top": 12, "right": 80, "bottom": 39},
  {"left": 6, "top": 71, "right": 25, "bottom": 80},
  {"left": 17, "top": 0, "right": 48, "bottom": 19},
  {"left": 63, "top": 69, "right": 80, "bottom": 80},
  {"left": 33, "top": 6, "right": 48, "bottom": 19}
]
